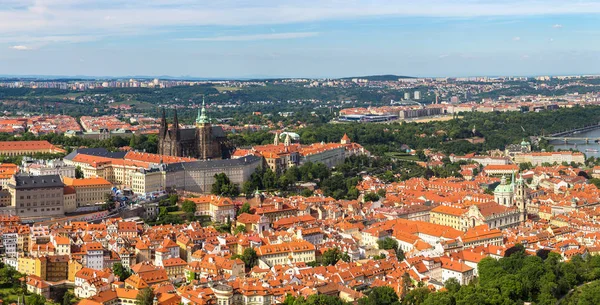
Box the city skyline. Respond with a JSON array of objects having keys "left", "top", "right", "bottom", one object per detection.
[{"left": 2, "top": 0, "right": 600, "bottom": 78}]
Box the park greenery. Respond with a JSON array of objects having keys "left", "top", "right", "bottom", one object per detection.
[{"left": 282, "top": 246, "right": 600, "bottom": 305}]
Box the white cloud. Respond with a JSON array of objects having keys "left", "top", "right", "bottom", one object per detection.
[
  {"left": 9, "top": 45, "right": 31, "bottom": 50},
  {"left": 438, "top": 54, "right": 449, "bottom": 58},
  {"left": 180, "top": 32, "right": 319, "bottom": 41},
  {"left": 513, "top": 36, "right": 521, "bottom": 41},
  {"left": 0, "top": 0, "right": 596, "bottom": 46},
  {"left": 553, "top": 24, "right": 563, "bottom": 28}
]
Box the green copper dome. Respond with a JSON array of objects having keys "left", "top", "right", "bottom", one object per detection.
[{"left": 196, "top": 97, "right": 209, "bottom": 124}]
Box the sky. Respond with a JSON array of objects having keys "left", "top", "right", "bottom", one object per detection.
[{"left": 1, "top": 0, "right": 600, "bottom": 78}]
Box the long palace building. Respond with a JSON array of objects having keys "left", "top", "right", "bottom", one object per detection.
[{"left": 63, "top": 148, "right": 261, "bottom": 195}]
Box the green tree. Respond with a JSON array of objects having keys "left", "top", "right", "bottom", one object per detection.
[
  {"left": 239, "top": 202, "right": 253, "bottom": 214},
  {"left": 136, "top": 287, "right": 155, "bottom": 305},
  {"left": 322, "top": 248, "right": 350, "bottom": 266},
  {"left": 63, "top": 290, "right": 76, "bottom": 305},
  {"left": 181, "top": 200, "right": 197, "bottom": 214},
  {"left": 444, "top": 278, "right": 460, "bottom": 294},
  {"left": 212, "top": 173, "right": 240, "bottom": 197},
  {"left": 422, "top": 291, "right": 454, "bottom": 305},
  {"left": 402, "top": 287, "right": 430, "bottom": 305},
  {"left": 234, "top": 225, "right": 246, "bottom": 234},
  {"left": 27, "top": 294, "right": 46, "bottom": 305},
  {"left": 75, "top": 166, "right": 84, "bottom": 178},
  {"left": 241, "top": 248, "right": 258, "bottom": 268},
  {"left": 364, "top": 192, "right": 380, "bottom": 202},
  {"left": 377, "top": 237, "right": 399, "bottom": 251},
  {"left": 397, "top": 248, "right": 405, "bottom": 261},
  {"left": 168, "top": 194, "right": 179, "bottom": 206},
  {"left": 359, "top": 286, "right": 400, "bottom": 305},
  {"left": 301, "top": 188, "right": 314, "bottom": 197},
  {"left": 112, "top": 262, "right": 131, "bottom": 281}
]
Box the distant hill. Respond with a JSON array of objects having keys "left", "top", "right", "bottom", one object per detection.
[{"left": 339, "top": 75, "right": 415, "bottom": 81}]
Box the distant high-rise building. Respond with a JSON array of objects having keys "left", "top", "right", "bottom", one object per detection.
[
  {"left": 404, "top": 92, "right": 410, "bottom": 100},
  {"left": 414, "top": 91, "right": 421, "bottom": 100}
]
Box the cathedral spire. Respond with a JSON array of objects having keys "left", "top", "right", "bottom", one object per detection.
[
  {"left": 159, "top": 107, "right": 167, "bottom": 137},
  {"left": 172, "top": 109, "right": 180, "bottom": 140},
  {"left": 196, "top": 96, "right": 209, "bottom": 125}
]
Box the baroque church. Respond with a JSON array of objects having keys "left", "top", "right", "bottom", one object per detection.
[{"left": 158, "top": 99, "right": 228, "bottom": 159}]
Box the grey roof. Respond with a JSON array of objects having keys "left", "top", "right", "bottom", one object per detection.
[
  {"left": 180, "top": 155, "right": 261, "bottom": 171},
  {"left": 179, "top": 128, "right": 196, "bottom": 141},
  {"left": 211, "top": 126, "right": 226, "bottom": 138},
  {"left": 177, "top": 126, "right": 226, "bottom": 141},
  {"left": 65, "top": 148, "right": 127, "bottom": 160},
  {"left": 10, "top": 174, "right": 64, "bottom": 189}
]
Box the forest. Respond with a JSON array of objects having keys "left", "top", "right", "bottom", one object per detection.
[{"left": 230, "top": 106, "right": 600, "bottom": 156}]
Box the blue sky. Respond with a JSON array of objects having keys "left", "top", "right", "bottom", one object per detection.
[{"left": 1, "top": 0, "right": 600, "bottom": 78}]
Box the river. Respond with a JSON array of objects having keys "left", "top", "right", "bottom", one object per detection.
[{"left": 551, "top": 128, "right": 600, "bottom": 158}]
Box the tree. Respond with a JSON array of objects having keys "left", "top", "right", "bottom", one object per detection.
[
  {"left": 212, "top": 173, "right": 240, "bottom": 197},
  {"left": 239, "top": 202, "right": 252, "bottom": 214},
  {"left": 378, "top": 237, "right": 399, "bottom": 251},
  {"left": 422, "top": 291, "right": 454, "bottom": 305},
  {"left": 168, "top": 194, "right": 179, "bottom": 206},
  {"left": 573, "top": 281, "right": 600, "bottom": 305},
  {"left": 396, "top": 248, "right": 405, "bottom": 261},
  {"left": 359, "top": 286, "right": 400, "bottom": 305},
  {"left": 181, "top": 200, "right": 197, "bottom": 214},
  {"left": 364, "top": 192, "right": 380, "bottom": 202},
  {"left": 402, "top": 287, "right": 430, "bottom": 305},
  {"left": 301, "top": 188, "right": 314, "bottom": 197},
  {"left": 234, "top": 225, "right": 246, "bottom": 234},
  {"left": 241, "top": 248, "right": 258, "bottom": 268},
  {"left": 75, "top": 166, "right": 84, "bottom": 178},
  {"left": 136, "top": 287, "right": 155, "bottom": 305},
  {"left": 444, "top": 278, "right": 460, "bottom": 294},
  {"left": 322, "top": 248, "right": 350, "bottom": 266},
  {"left": 63, "top": 290, "right": 76, "bottom": 305},
  {"left": 27, "top": 294, "right": 46, "bottom": 305},
  {"left": 112, "top": 262, "right": 131, "bottom": 281}
]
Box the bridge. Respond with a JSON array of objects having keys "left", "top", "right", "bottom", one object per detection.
[
  {"left": 543, "top": 137, "right": 600, "bottom": 144},
  {"left": 548, "top": 124, "right": 600, "bottom": 137}
]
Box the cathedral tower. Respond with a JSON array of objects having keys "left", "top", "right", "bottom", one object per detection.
[{"left": 196, "top": 97, "right": 213, "bottom": 160}]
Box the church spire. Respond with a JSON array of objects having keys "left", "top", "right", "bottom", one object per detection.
[
  {"left": 196, "top": 96, "right": 209, "bottom": 125},
  {"left": 172, "top": 109, "right": 180, "bottom": 140},
  {"left": 159, "top": 107, "right": 167, "bottom": 137}
]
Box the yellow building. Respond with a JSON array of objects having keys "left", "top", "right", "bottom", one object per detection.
[
  {"left": 18, "top": 256, "right": 46, "bottom": 280},
  {"left": 256, "top": 240, "right": 316, "bottom": 266},
  {"left": 430, "top": 205, "right": 468, "bottom": 231},
  {"left": 131, "top": 169, "right": 164, "bottom": 195},
  {"left": 183, "top": 195, "right": 236, "bottom": 224},
  {"left": 162, "top": 257, "right": 187, "bottom": 279},
  {"left": 68, "top": 259, "right": 83, "bottom": 282},
  {"left": 63, "top": 177, "right": 112, "bottom": 207}
]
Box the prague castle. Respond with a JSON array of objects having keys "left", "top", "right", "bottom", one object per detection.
[{"left": 158, "top": 99, "right": 228, "bottom": 160}]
